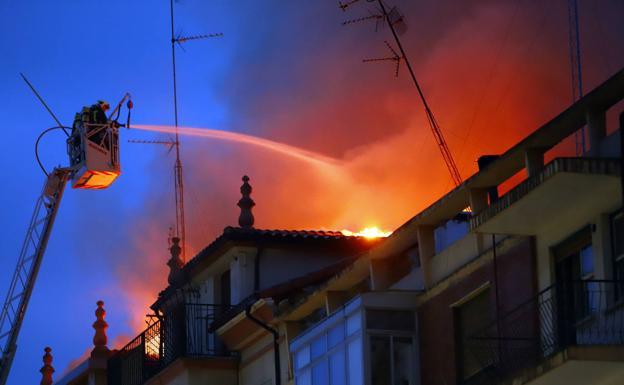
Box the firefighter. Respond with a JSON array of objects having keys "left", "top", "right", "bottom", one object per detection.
[
  {"left": 90, "top": 100, "right": 110, "bottom": 125},
  {"left": 87, "top": 100, "right": 110, "bottom": 147}
]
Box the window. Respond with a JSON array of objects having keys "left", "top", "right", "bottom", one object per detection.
[
  {"left": 367, "top": 310, "right": 416, "bottom": 385},
  {"left": 554, "top": 228, "right": 597, "bottom": 319},
  {"left": 455, "top": 288, "right": 491, "bottom": 381},
  {"left": 434, "top": 213, "right": 470, "bottom": 254},
  {"left": 369, "top": 336, "right": 413, "bottom": 385},
  {"left": 293, "top": 313, "right": 363, "bottom": 385},
  {"left": 366, "top": 310, "right": 415, "bottom": 332}
]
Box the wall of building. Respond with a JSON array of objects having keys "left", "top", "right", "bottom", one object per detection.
[
  {"left": 259, "top": 248, "right": 349, "bottom": 291},
  {"left": 417, "top": 236, "right": 536, "bottom": 385},
  {"left": 535, "top": 206, "right": 621, "bottom": 291}
]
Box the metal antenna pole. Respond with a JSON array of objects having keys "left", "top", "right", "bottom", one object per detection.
[
  {"left": 170, "top": 0, "right": 187, "bottom": 262},
  {"left": 376, "top": 0, "right": 463, "bottom": 186},
  {"left": 568, "top": 0, "right": 585, "bottom": 155},
  {"left": 20, "top": 73, "right": 69, "bottom": 137}
]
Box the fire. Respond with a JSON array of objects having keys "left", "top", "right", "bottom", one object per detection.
[{"left": 341, "top": 227, "right": 392, "bottom": 239}]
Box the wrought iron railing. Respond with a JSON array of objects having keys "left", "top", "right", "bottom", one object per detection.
[
  {"left": 464, "top": 280, "right": 624, "bottom": 385},
  {"left": 108, "top": 303, "right": 234, "bottom": 385}
]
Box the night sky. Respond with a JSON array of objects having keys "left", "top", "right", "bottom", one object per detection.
[{"left": 1, "top": 1, "right": 623, "bottom": 383}]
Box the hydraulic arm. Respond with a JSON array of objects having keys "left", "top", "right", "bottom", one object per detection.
[{"left": 0, "top": 168, "right": 70, "bottom": 385}]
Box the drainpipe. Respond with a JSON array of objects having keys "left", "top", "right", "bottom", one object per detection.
[
  {"left": 245, "top": 306, "right": 281, "bottom": 385},
  {"left": 478, "top": 156, "right": 503, "bottom": 355}
]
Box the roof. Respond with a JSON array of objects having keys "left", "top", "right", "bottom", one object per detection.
[{"left": 153, "top": 226, "right": 383, "bottom": 309}]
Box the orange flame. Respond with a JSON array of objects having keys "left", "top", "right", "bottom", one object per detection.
[{"left": 340, "top": 227, "right": 392, "bottom": 239}]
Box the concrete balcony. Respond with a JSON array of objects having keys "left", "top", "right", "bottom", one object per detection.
[
  {"left": 464, "top": 280, "right": 624, "bottom": 385},
  {"left": 470, "top": 158, "right": 622, "bottom": 235}
]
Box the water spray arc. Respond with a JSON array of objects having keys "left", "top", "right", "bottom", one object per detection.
[{"left": 132, "top": 124, "right": 341, "bottom": 171}]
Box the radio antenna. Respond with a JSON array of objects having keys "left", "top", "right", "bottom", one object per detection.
[
  {"left": 20, "top": 73, "right": 68, "bottom": 137},
  {"left": 168, "top": 0, "right": 223, "bottom": 262},
  {"left": 341, "top": 0, "right": 462, "bottom": 186}
]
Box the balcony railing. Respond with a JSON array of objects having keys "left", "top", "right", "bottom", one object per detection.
[
  {"left": 107, "top": 303, "right": 235, "bottom": 385},
  {"left": 464, "top": 280, "right": 624, "bottom": 385}
]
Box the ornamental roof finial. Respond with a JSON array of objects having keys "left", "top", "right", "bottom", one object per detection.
[{"left": 237, "top": 175, "right": 255, "bottom": 228}]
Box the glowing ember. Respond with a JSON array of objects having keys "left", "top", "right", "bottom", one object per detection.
[{"left": 341, "top": 227, "right": 392, "bottom": 239}]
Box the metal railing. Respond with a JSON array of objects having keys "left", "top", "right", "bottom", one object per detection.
[
  {"left": 108, "top": 304, "right": 234, "bottom": 385},
  {"left": 464, "top": 280, "right": 624, "bottom": 385}
]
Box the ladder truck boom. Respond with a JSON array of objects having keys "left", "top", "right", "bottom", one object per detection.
[
  {"left": 0, "top": 168, "right": 70, "bottom": 385},
  {"left": 0, "top": 93, "right": 132, "bottom": 385}
]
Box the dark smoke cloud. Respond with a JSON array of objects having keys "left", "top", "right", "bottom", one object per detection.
[{"left": 80, "top": 0, "right": 624, "bottom": 336}]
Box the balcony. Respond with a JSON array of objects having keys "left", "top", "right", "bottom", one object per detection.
[
  {"left": 107, "top": 304, "right": 236, "bottom": 385},
  {"left": 470, "top": 157, "right": 621, "bottom": 235},
  {"left": 464, "top": 280, "right": 624, "bottom": 385}
]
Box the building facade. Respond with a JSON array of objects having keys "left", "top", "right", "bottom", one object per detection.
[{"left": 53, "top": 68, "right": 623, "bottom": 385}]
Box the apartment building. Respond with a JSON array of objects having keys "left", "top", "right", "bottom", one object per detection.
[
  {"left": 281, "top": 68, "right": 624, "bottom": 385},
  {"left": 52, "top": 67, "right": 623, "bottom": 385}
]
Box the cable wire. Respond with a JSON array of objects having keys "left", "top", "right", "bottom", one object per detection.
[{"left": 35, "top": 126, "right": 71, "bottom": 176}]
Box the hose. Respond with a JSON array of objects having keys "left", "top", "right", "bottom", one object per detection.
[{"left": 35, "top": 126, "right": 71, "bottom": 177}]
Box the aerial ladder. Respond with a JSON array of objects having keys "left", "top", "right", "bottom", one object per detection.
[{"left": 0, "top": 93, "right": 132, "bottom": 385}]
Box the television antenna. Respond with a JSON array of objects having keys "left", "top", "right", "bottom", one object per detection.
[
  {"left": 168, "top": 0, "right": 222, "bottom": 262},
  {"left": 341, "top": 0, "right": 462, "bottom": 187},
  {"left": 363, "top": 40, "right": 402, "bottom": 77}
]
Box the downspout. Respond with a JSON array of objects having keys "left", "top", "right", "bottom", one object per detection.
[{"left": 245, "top": 306, "right": 281, "bottom": 385}]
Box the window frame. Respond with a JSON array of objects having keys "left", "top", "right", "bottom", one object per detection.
[
  {"left": 363, "top": 308, "right": 417, "bottom": 385},
  {"left": 292, "top": 308, "right": 363, "bottom": 385},
  {"left": 452, "top": 284, "right": 493, "bottom": 382}
]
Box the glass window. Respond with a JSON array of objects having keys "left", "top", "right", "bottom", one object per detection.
[
  {"left": 393, "top": 337, "right": 413, "bottom": 385},
  {"left": 580, "top": 245, "right": 594, "bottom": 277},
  {"left": 369, "top": 336, "right": 414, "bottom": 385},
  {"left": 296, "top": 346, "right": 311, "bottom": 370},
  {"left": 366, "top": 310, "right": 415, "bottom": 331},
  {"left": 370, "top": 336, "right": 392, "bottom": 385},
  {"left": 312, "top": 359, "right": 328, "bottom": 385},
  {"left": 346, "top": 312, "right": 361, "bottom": 336},
  {"left": 328, "top": 323, "right": 345, "bottom": 348},
  {"left": 347, "top": 337, "right": 363, "bottom": 385},
  {"left": 311, "top": 336, "right": 327, "bottom": 360},
  {"left": 456, "top": 289, "right": 491, "bottom": 380},
  {"left": 329, "top": 350, "right": 346, "bottom": 385}
]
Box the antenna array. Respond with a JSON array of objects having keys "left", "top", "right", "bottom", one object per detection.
[{"left": 341, "top": 0, "right": 463, "bottom": 187}]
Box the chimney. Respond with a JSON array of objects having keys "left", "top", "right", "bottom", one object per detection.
[
  {"left": 39, "top": 347, "right": 54, "bottom": 385},
  {"left": 237, "top": 175, "right": 255, "bottom": 228}
]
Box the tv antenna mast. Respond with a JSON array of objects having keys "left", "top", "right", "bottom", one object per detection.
[
  {"left": 166, "top": 0, "right": 222, "bottom": 262},
  {"left": 341, "top": 0, "right": 463, "bottom": 187},
  {"left": 567, "top": 0, "right": 585, "bottom": 155}
]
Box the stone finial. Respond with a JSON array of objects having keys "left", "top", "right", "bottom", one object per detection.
[
  {"left": 40, "top": 347, "right": 54, "bottom": 385},
  {"left": 167, "top": 237, "right": 184, "bottom": 285},
  {"left": 91, "top": 301, "right": 109, "bottom": 358},
  {"left": 237, "top": 175, "right": 255, "bottom": 228}
]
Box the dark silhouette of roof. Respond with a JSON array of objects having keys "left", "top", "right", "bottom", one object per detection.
[{"left": 153, "top": 226, "right": 383, "bottom": 309}]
